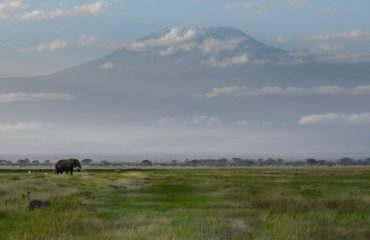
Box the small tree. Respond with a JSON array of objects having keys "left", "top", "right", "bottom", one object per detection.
[
  {"left": 81, "top": 159, "right": 93, "bottom": 165},
  {"left": 306, "top": 158, "right": 318, "bottom": 166},
  {"left": 141, "top": 160, "right": 153, "bottom": 166},
  {"left": 337, "top": 158, "right": 355, "bottom": 166},
  {"left": 17, "top": 158, "right": 30, "bottom": 166},
  {"left": 100, "top": 160, "right": 112, "bottom": 166},
  {"left": 277, "top": 158, "right": 284, "bottom": 165},
  {"left": 31, "top": 160, "right": 40, "bottom": 166}
]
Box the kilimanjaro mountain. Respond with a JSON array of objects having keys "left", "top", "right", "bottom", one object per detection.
[{"left": 1, "top": 26, "right": 369, "bottom": 134}]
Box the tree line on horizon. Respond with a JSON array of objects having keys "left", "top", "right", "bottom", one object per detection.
[{"left": 1, "top": 157, "right": 370, "bottom": 167}]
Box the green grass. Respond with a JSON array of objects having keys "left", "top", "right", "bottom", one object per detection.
[{"left": 1, "top": 168, "right": 370, "bottom": 239}]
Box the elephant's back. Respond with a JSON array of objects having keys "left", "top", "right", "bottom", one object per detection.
[{"left": 55, "top": 160, "right": 66, "bottom": 168}]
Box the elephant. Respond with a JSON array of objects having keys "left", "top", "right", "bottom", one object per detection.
[{"left": 55, "top": 158, "right": 81, "bottom": 175}]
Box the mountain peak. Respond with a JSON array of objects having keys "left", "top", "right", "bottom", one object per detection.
[
  {"left": 138, "top": 26, "right": 251, "bottom": 43},
  {"left": 126, "top": 26, "right": 288, "bottom": 65},
  {"left": 199, "top": 26, "right": 250, "bottom": 39}
]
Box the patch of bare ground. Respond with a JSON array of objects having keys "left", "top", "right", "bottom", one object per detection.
[{"left": 230, "top": 218, "right": 250, "bottom": 232}]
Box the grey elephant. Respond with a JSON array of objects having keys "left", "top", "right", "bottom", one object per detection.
[{"left": 55, "top": 159, "right": 81, "bottom": 175}]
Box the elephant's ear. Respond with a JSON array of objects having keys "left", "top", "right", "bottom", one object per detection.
[{"left": 73, "top": 159, "right": 79, "bottom": 166}]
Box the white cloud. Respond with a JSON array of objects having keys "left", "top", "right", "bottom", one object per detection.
[
  {"left": 191, "top": 115, "right": 220, "bottom": 126},
  {"left": 78, "top": 35, "right": 97, "bottom": 46},
  {"left": 318, "top": 53, "right": 370, "bottom": 64},
  {"left": 31, "top": 35, "right": 97, "bottom": 52},
  {"left": 157, "top": 117, "right": 178, "bottom": 125},
  {"left": 100, "top": 62, "right": 114, "bottom": 70},
  {"left": 299, "top": 113, "right": 370, "bottom": 125},
  {"left": 201, "top": 53, "right": 248, "bottom": 67},
  {"left": 131, "top": 28, "right": 199, "bottom": 56},
  {"left": 71, "top": 1, "right": 105, "bottom": 16},
  {"left": 203, "top": 86, "right": 243, "bottom": 97},
  {"left": 306, "top": 28, "right": 363, "bottom": 42},
  {"left": 129, "top": 27, "right": 199, "bottom": 50},
  {"left": 158, "top": 116, "right": 221, "bottom": 126},
  {"left": 159, "top": 42, "right": 197, "bottom": 56},
  {"left": 0, "top": 93, "right": 75, "bottom": 103},
  {"left": 127, "top": 27, "right": 217, "bottom": 56},
  {"left": 199, "top": 38, "right": 243, "bottom": 54},
  {"left": 226, "top": 1, "right": 255, "bottom": 10},
  {"left": 300, "top": 29, "right": 370, "bottom": 63},
  {"left": 20, "top": 1, "right": 105, "bottom": 20},
  {"left": 21, "top": 9, "right": 64, "bottom": 20},
  {"left": 309, "top": 44, "right": 342, "bottom": 55},
  {"left": 236, "top": 120, "right": 248, "bottom": 126},
  {"left": 351, "top": 85, "right": 370, "bottom": 95},
  {"left": 35, "top": 39, "right": 71, "bottom": 51},
  {"left": 0, "top": 122, "right": 54, "bottom": 131},
  {"left": 126, "top": 27, "right": 245, "bottom": 57},
  {"left": 302, "top": 34, "right": 370, "bottom": 63},
  {"left": 0, "top": 0, "right": 26, "bottom": 18},
  {"left": 203, "top": 85, "right": 370, "bottom": 97}
]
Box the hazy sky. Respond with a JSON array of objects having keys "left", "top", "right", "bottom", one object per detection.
[
  {"left": 1, "top": 0, "right": 370, "bottom": 76},
  {"left": 1, "top": 1, "right": 370, "bottom": 158}
]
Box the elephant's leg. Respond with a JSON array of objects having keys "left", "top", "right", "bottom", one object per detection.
[{"left": 70, "top": 168, "right": 73, "bottom": 175}]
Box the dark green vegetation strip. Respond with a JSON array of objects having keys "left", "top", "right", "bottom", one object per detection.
[{"left": 1, "top": 168, "right": 370, "bottom": 239}]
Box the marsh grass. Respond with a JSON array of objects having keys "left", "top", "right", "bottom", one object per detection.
[{"left": 1, "top": 168, "right": 370, "bottom": 239}]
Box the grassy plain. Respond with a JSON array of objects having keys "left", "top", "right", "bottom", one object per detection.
[{"left": 1, "top": 168, "right": 370, "bottom": 240}]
